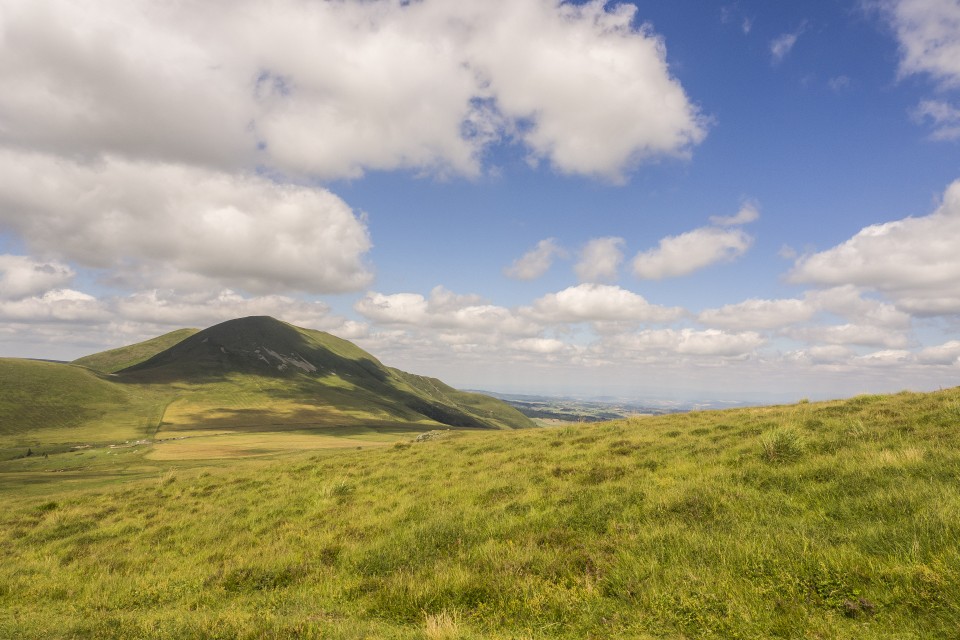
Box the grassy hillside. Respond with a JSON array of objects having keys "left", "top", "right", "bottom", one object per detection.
[
  {"left": 72, "top": 328, "right": 199, "bottom": 373},
  {"left": 1, "top": 388, "right": 958, "bottom": 638},
  {"left": 0, "top": 359, "right": 169, "bottom": 452}
]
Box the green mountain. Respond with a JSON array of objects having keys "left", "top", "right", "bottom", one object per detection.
[{"left": 0, "top": 316, "right": 532, "bottom": 451}]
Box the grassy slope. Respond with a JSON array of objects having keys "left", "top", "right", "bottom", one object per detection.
[
  {"left": 0, "top": 359, "right": 169, "bottom": 451},
  {"left": 1, "top": 389, "right": 958, "bottom": 638},
  {"left": 72, "top": 329, "right": 199, "bottom": 373}
]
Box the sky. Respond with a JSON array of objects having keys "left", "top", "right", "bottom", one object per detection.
[{"left": 1, "top": 0, "right": 960, "bottom": 402}]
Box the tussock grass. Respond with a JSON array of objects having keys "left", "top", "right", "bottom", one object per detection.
[{"left": 1, "top": 388, "right": 960, "bottom": 638}]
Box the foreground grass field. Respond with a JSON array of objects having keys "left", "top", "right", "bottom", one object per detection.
[{"left": 1, "top": 388, "right": 959, "bottom": 638}]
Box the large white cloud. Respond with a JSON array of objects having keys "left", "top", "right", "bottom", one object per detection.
[
  {"left": 790, "top": 179, "right": 960, "bottom": 315},
  {"left": 456, "top": 0, "right": 707, "bottom": 180},
  {"left": 524, "top": 283, "right": 683, "bottom": 323},
  {"left": 0, "top": 152, "right": 372, "bottom": 295},
  {"left": 884, "top": 0, "right": 960, "bottom": 87},
  {"left": 0, "top": 0, "right": 705, "bottom": 182}
]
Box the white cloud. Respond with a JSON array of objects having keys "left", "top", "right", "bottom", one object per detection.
[
  {"left": 0, "top": 0, "right": 705, "bottom": 182},
  {"left": 883, "top": 0, "right": 960, "bottom": 87},
  {"left": 0, "top": 284, "right": 354, "bottom": 359},
  {"left": 790, "top": 179, "right": 960, "bottom": 315},
  {"left": 0, "top": 255, "right": 74, "bottom": 299},
  {"left": 459, "top": 0, "right": 707, "bottom": 181},
  {"left": 112, "top": 289, "right": 338, "bottom": 331},
  {"left": 709, "top": 201, "right": 760, "bottom": 226},
  {"left": 787, "top": 323, "right": 911, "bottom": 349},
  {"left": 807, "top": 286, "right": 911, "bottom": 329},
  {"left": 605, "top": 328, "right": 765, "bottom": 357},
  {"left": 854, "top": 349, "right": 913, "bottom": 367},
  {"left": 0, "top": 152, "right": 372, "bottom": 295},
  {"left": 917, "top": 340, "right": 960, "bottom": 365},
  {"left": 510, "top": 337, "right": 572, "bottom": 355},
  {"left": 504, "top": 238, "right": 566, "bottom": 280},
  {"left": 806, "top": 345, "right": 855, "bottom": 364},
  {"left": 525, "top": 283, "right": 683, "bottom": 323},
  {"left": 633, "top": 227, "right": 753, "bottom": 279},
  {"left": 913, "top": 99, "right": 960, "bottom": 141},
  {"left": 575, "top": 237, "right": 624, "bottom": 283},
  {"left": 698, "top": 298, "right": 814, "bottom": 330},
  {"left": 0, "top": 289, "right": 107, "bottom": 324},
  {"left": 355, "top": 286, "right": 536, "bottom": 335},
  {"left": 770, "top": 26, "right": 803, "bottom": 63}
]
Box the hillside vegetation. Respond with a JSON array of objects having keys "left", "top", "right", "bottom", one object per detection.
[
  {"left": 72, "top": 328, "right": 199, "bottom": 373},
  {"left": 1, "top": 388, "right": 959, "bottom": 638}
]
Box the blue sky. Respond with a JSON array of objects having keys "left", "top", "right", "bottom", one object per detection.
[{"left": 1, "top": 0, "right": 959, "bottom": 401}]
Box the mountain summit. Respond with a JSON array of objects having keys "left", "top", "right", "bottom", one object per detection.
[{"left": 122, "top": 316, "right": 385, "bottom": 381}]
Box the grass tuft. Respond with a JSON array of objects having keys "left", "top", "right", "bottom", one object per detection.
[
  {"left": 423, "top": 610, "right": 463, "bottom": 640},
  {"left": 760, "top": 426, "right": 806, "bottom": 463}
]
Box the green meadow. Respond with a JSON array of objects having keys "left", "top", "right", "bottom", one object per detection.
[{"left": 2, "top": 387, "right": 959, "bottom": 638}]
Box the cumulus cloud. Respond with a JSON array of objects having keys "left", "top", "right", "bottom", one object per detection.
[
  {"left": 787, "top": 323, "right": 912, "bottom": 349},
  {"left": 0, "top": 0, "right": 706, "bottom": 182},
  {"left": 605, "top": 328, "right": 765, "bottom": 357},
  {"left": 112, "top": 289, "right": 340, "bottom": 331},
  {"left": 633, "top": 227, "right": 753, "bottom": 279},
  {"left": 698, "top": 298, "right": 814, "bottom": 330},
  {"left": 883, "top": 0, "right": 960, "bottom": 87},
  {"left": 790, "top": 179, "right": 960, "bottom": 315},
  {"left": 913, "top": 100, "right": 960, "bottom": 141},
  {"left": 524, "top": 283, "right": 683, "bottom": 323},
  {"left": 917, "top": 340, "right": 960, "bottom": 364},
  {"left": 0, "top": 255, "right": 74, "bottom": 299},
  {"left": 0, "top": 289, "right": 107, "bottom": 324},
  {"left": 355, "top": 286, "right": 536, "bottom": 335},
  {"left": 504, "top": 238, "right": 566, "bottom": 280},
  {"left": 0, "top": 152, "right": 372, "bottom": 295},
  {"left": 510, "top": 337, "right": 573, "bottom": 355},
  {"left": 575, "top": 237, "right": 624, "bottom": 283},
  {"left": 0, "top": 283, "right": 355, "bottom": 359},
  {"left": 698, "top": 286, "right": 911, "bottom": 352}
]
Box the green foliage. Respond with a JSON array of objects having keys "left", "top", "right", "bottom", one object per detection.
[{"left": 1, "top": 388, "right": 960, "bottom": 638}]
